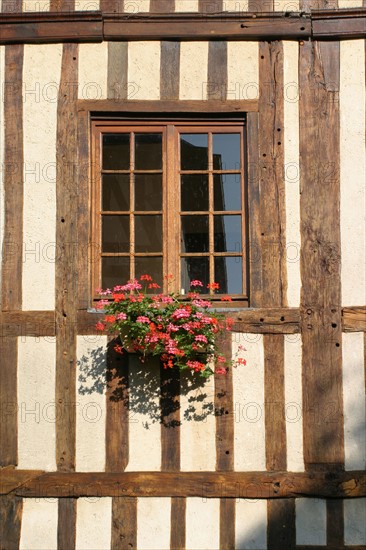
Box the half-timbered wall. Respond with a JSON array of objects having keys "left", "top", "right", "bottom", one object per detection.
[{"left": 1, "top": 0, "right": 365, "bottom": 548}]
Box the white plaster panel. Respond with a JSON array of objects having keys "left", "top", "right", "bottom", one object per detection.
[
  {"left": 227, "top": 42, "right": 259, "bottom": 100},
  {"left": 124, "top": 0, "right": 150, "bottom": 12},
  {"left": 17, "top": 337, "right": 56, "bottom": 470},
  {"left": 186, "top": 498, "right": 220, "bottom": 550},
  {"left": 23, "top": 0, "right": 50, "bottom": 11},
  {"left": 344, "top": 499, "right": 366, "bottom": 545},
  {"left": 76, "top": 335, "right": 107, "bottom": 472},
  {"left": 76, "top": 498, "right": 112, "bottom": 550},
  {"left": 342, "top": 332, "right": 366, "bottom": 470},
  {"left": 78, "top": 43, "right": 108, "bottom": 100},
  {"left": 233, "top": 333, "right": 266, "bottom": 471},
  {"left": 224, "top": 0, "right": 249, "bottom": 11},
  {"left": 0, "top": 47, "right": 4, "bottom": 305},
  {"left": 340, "top": 40, "right": 366, "bottom": 306},
  {"left": 235, "top": 500, "right": 267, "bottom": 550},
  {"left": 274, "top": 0, "right": 299, "bottom": 10},
  {"left": 20, "top": 499, "right": 58, "bottom": 550},
  {"left": 339, "top": 0, "right": 363, "bottom": 6},
  {"left": 125, "top": 355, "right": 161, "bottom": 471},
  {"left": 283, "top": 41, "right": 301, "bottom": 307},
  {"left": 180, "top": 372, "right": 216, "bottom": 471},
  {"left": 180, "top": 42, "right": 209, "bottom": 100},
  {"left": 175, "top": 0, "right": 198, "bottom": 10},
  {"left": 22, "top": 45, "right": 62, "bottom": 310},
  {"left": 296, "top": 498, "right": 327, "bottom": 546},
  {"left": 284, "top": 335, "right": 304, "bottom": 471},
  {"left": 75, "top": 0, "right": 100, "bottom": 8},
  {"left": 128, "top": 41, "right": 160, "bottom": 100},
  {"left": 137, "top": 497, "right": 171, "bottom": 550}
]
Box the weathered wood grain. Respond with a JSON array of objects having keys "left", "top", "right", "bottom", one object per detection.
[
  {"left": 107, "top": 42, "right": 128, "bottom": 101},
  {"left": 0, "top": 339, "right": 18, "bottom": 467},
  {"left": 0, "top": 495, "right": 23, "bottom": 550},
  {"left": 327, "top": 499, "right": 344, "bottom": 548},
  {"left": 220, "top": 498, "right": 235, "bottom": 549},
  {"left": 264, "top": 335, "right": 286, "bottom": 471},
  {"left": 58, "top": 499, "right": 76, "bottom": 550},
  {"left": 106, "top": 339, "right": 130, "bottom": 472},
  {"left": 1, "top": 45, "right": 23, "bottom": 310},
  {"left": 207, "top": 41, "right": 227, "bottom": 100},
  {"left": 248, "top": 0, "right": 273, "bottom": 11},
  {"left": 199, "top": 0, "right": 223, "bottom": 12},
  {"left": 151, "top": 0, "right": 175, "bottom": 12},
  {"left": 79, "top": 98, "right": 259, "bottom": 112},
  {"left": 170, "top": 497, "right": 186, "bottom": 549},
  {"left": 100, "top": 0, "right": 122, "bottom": 12},
  {"left": 342, "top": 307, "right": 366, "bottom": 332},
  {"left": 160, "top": 364, "right": 181, "bottom": 471},
  {"left": 160, "top": 41, "right": 180, "bottom": 100},
  {"left": 267, "top": 499, "right": 296, "bottom": 550},
  {"left": 50, "top": 0, "right": 74, "bottom": 10},
  {"left": 299, "top": 40, "right": 344, "bottom": 470},
  {"left": 111, "top": 497, "right": 137, "bottom": 550},
  {"left": 77, "top": 109, "right": 90, "bottom": 310},
  {"left": 215, "top": 332, "right": 234, "bottom": 472},
  {"left": 55, "top": 43, "right": 79, "bottom": 473},
  {"left": 3, "top": 470, "right": 366, "bottom": 498}
]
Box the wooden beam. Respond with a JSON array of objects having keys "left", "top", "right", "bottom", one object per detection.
[
  {"left": 2, "top": 470, "right": 365, "bottom": 498},
  {"left": 78, "top": 98, "right": 258, "bottom": 113},
  {"left": 0, "top": 10, "right": 365, "bottom": 45},
  {"left": 342, "top": 307, "right": 366, "bottom": 332},
  {"left": 299, "top": 40, "right": 344, "bottom": 470},
  {"left": 0, "top": 495, "right": 23, "bottom": 550}
]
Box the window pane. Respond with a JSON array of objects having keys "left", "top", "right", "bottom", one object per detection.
[
  {"left": 214, "top": 215, "right": 242, "bottom": 253},
  {"left": 135, "top": 134, "right": 162, "bottom": 170},
  {"left": 180, "top": 134, "right": 208, "bottom": 170},
  {"left": 215, "top": 257, "right": 243, "bottom": 294},
  {"left": 135, "top": 257, "right": 163, "bottom": 289},
  {"left": 181, "top": 215, "right": 209, "bottom": 253},
  {"left": 102, "top": 134, "right": 130, "bottom": 170},
  {"left": 181, "top": 257, "right": 209, "bottom": 293},
  {"left": 213, "top": 133, "right": 241, "bottom": 170},
  {"left": 135, "top": 174, "right": 162, "bottom": 211},
  {"left": 181, "top": 174, "right": 208, "bottom": 212},
  {"left": 102, "top": 215, "right": 129, "bottom": 253},
  {"left": 135, "top": 215, "right": 162, "bottom": 252},
  {"left": 102, "top": 257, "right": 130, "bottom": 289},
  {"left": 102, "top": 174, "right": 130, "bottom": 211},
  {"left": 214, "top": 174, "right": 241, "bottom": 211}
]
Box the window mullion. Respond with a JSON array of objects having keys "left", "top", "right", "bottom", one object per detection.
[
  {"left": 208, "top": 132, "right": 214, "bottom": 293},
  {"left": 130, "top": 132, "right": 135, "bottom": 280},
  {"left": 165, "top": 124, "right": 179, "bottom": 292}
]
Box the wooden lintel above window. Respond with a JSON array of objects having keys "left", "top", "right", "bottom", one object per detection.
[{"left": 0, "top": 8, "right": 365, "bottom": 45}]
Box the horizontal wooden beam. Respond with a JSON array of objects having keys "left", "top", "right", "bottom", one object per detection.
[
  {"left": 1, "top": 307, "right": 364, "bottom": 336},
  {"left": 0, "top": 9, "right": 365, "bottom": 45},
  {"left": 79, "top": 99, "right": 258, "bottom": 113},
  {"left": 1, "top": 469, "right": 365, "bottom": 499},
  {"left": 312, "top": 7, "right": 366, "bottom": 40}
]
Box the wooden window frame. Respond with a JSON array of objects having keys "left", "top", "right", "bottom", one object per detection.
[
  {"left": 76, "top": 100, "right": 259, "bottom": 311},
  {"left": 91, "top": 117, "right": 249, "bottom": 305}
]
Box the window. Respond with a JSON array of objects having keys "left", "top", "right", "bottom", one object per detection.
[{"left": 91, "top": 119, "right": 248, "bottom": 303}]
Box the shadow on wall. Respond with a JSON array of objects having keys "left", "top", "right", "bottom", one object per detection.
[{"left": 77, "top": 338, "right": 215, "bottom": 429}]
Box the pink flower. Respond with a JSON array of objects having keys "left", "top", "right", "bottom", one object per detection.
[
  {"left": 215, "top": 367, "right": 227, "bottom": 375},
  {"left": 161, "top": 295, "right": 174, "bottom": 304},
  {"left": 187, "top": 360, "right": 205, "bottom": 372},
  {"left": 96, "top": 299, "right": 109, "bottom": 309},
  {"left": 190, "top": 280, "right": 203, "bottom": 287},
  {"left": 116, "top": 312, "right": 127, "bottom": 320},
  {"left": 192, "top": 299, "right": 212, "bottom": 308},
  {"left": 172, "top": 308, "right": 190, "bottom": 320},
  {"left": 195, "top": 334, "right": 208, "bottom": 344},
  {"left": 136, "top": 316, "right": 150, "bottom": 323}
]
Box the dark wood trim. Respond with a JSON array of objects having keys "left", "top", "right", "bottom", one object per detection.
[
  {"left": 215, "top": 332, "right": 234, "bottom": 471},
  {"left": 2, "top": 470, "right": 366, "bottom": 498},
  {"left": 160, "top": 41, "right": 180, "bottom": 100},
  {"left": 267, "top": 499, "right": 296, "bottom": 550},
  {"left": 170, "top": 497, "right": 186, "bottom": 549},
  {"left": 0, "top": 495, "right": 23, "bottom": 550},
  {"left": 327, "top": 499, "right": 344, "bottom": 548},
  {"left": 107, "top": 42, "right": 128, "bottom": 101},
  {"left": 55, "top": 43, "right": 79, "bottom": 472},
  {"left": 1, "top": 45, "right": 24, "bottom": 311},
  {"left": 207, "top": 41, "right": 227, "bottom": 100},
  {"left": 1, "top": 307, "right": 363, "bottom": 337},
  {"left": 299, "top": 40, "right": 344, "bottom": 470},
  {"left": 0, "top": 339, "right": 18, "bottom": 467},
  {"left": 220, "top": 499, "right": 235, "bottom": 550},
  {"left": 151, "top": 0, "right": 175, "bottom": 12},
  {"left": 111, "top": 497, "right": 137, "bottom": 550},
  {"left": 1, "top": 9, "right": 366, "bottom": 44},
  {"left": 78, "top": 98, "right": 259, "bottom": 113},
  {"left": 58, "top": 499, "right": 76, "bottom": 550},
  {"left": 77, "top": 109, "right": 90, "bottom": 310},
  {"left": 106, "top": 339, "right": 130, "bottom": 472},
  {"left": 160, "top": 363, "right": 181, "bottom": 471}
]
